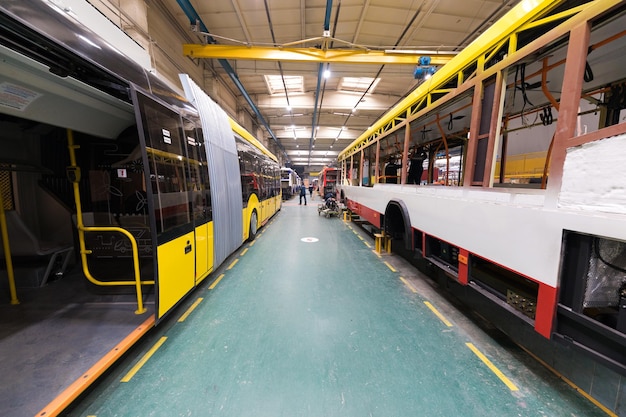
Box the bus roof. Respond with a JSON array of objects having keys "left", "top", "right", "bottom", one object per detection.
[{"left": 229, "top": 118, "right": 278, "bottom": 163}]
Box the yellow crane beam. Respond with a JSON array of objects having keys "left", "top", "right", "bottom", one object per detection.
[{"left": 182, "top": 44, "right": 455, "bottom": 65}]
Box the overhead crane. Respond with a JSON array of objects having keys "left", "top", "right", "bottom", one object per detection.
[{"left": 182, "top": 44, "right": 456, "bottom": 66}]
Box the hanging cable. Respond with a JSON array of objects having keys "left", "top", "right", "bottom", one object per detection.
[{"left": 514, "top": 64, "right": 534, "bottom": 111}]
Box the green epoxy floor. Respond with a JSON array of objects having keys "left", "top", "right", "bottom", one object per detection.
[{"left": 67, "top": 198, "right": 606, "bottom": 417}]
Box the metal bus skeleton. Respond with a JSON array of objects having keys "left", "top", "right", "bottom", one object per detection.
[
  {"left": 337, "top": 0, "right": 626, "bottom": 413},
  {"left": 319, "top": 166, "right": 340, "bottom": 198}
]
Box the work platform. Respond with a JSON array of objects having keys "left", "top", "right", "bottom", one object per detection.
[{"left": 1, "top": 198, "right": 608, "bottom": 417}]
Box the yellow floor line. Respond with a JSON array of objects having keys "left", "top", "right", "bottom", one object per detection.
[
  {"left": 120, "top": 336, "right": 167, "bottom": 382},
  {"left": 35, "top": 316, "right": 155, "bottom": 417},
  {"left": 384, "top": 261, "right": 397, "bottom": 272},
  {"left": 357, "top": 235, "right": 364, "bottom": 241},
  {"left": 178, "top": 297, "right": 203, "bottom": 322},
  {"left": 226, "top": 259, "right": 239, "bottom": 270},
  {"left": 518, "top": 345, "right": 618, "bottom": 417},
  {"left": 399, "top": 277, "right": 418, "bottom": 293},
  {"left": 240, "top": 248, "right": 249, "bottom": 256},
  {"left": 364, "top": 241, "right": 371, "bottom": 248},
  {"left": 466, "top": 342, "right": 518, "bottom": 391},
  {"left": 209, "top": 273, "right": 225, "bottom": 290},
  {"left": 424, "top": 301, "right": 453, "bottom": 327},
  {"left": 249, "top": 240, "right": 256, "bottom": 246}
]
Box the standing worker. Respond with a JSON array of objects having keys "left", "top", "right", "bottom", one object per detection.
[
  {"left": 407, "top": 147, "right": 427, "bottom": 185},
  {"left": 299, "top": 184, "right": 307, "bottom": 205},
  {"left": 308, "top": 184, "right": 314, "bottom": 200}
]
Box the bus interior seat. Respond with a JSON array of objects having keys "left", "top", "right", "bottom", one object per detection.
[{"left": 0, "top": 210, "right": 73, "bottom": 287}]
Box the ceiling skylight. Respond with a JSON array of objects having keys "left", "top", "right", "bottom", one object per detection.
[
  {"left": 338, "top": 77, "right": 379, "bottom": 93},
  {"left": 264, "top": 75, "right": 304, "bottom": 95}
]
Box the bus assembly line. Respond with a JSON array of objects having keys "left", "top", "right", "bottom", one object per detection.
[
  {"left": 337, "top": 0, "right": 626, "bottom": 414},
  {"left": 1, "top": 0, "right": 626, "bottom": 416}
]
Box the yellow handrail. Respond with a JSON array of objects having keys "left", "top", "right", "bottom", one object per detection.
[
  {"left": 67, "top": 129, "right": 153, "bottom": 314},
  {"left": 0, "top": 191, "right": 19, "bottom": 305}
]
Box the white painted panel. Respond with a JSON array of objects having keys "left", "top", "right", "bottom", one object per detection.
[
  {"left": 560, "top": 134, "right": 626, "bottom": 215},
  {"left": 343, "top": 182, "right": 626, "bottom": 288}
]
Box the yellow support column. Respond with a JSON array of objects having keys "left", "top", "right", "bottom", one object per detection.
[
  {"left": 384, "top": 235, "right": 392, "bottom": 253},
  {"left": 373, "top": 232, "right": 392, "bottom": 254},
  {"left": 374, "top": 233, "right": 384, "bottom": 254}
]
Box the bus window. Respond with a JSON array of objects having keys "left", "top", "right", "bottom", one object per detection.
[
  {"left": 496, "top": 35, "right": 566, "bottom": 187},
  {"left": 579, "top": 12, "right": 626, "bottom": 133},
  {"left": 183, "top": 116, "right": 212, "bottom": 223},
  {"left": 83, "top": 128, "right": 154, "bottom": 263},
  {"left": 135, "top": 93, "right": 191, "bottom": 240}
]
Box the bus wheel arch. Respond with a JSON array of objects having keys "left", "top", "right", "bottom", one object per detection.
[{"left": 384, "top": 199, "right": 412, "bottom": 251}]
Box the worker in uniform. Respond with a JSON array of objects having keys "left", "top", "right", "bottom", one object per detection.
[
  {"left": 384, "top": 158, "right": 401, "bottom": 183},
  {"left": 299, "top": 184, "right": 307, "bottom": 205},
  {"left": 407, "top": 147, "right": 427, "bottom": 185}
]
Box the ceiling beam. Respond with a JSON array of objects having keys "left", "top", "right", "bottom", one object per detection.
[
  {"left": 183, "top": 44, "right": 456, "bottom": 65},
  {"left": 255, "top": 90, "right": 399, "bottom": 110}
]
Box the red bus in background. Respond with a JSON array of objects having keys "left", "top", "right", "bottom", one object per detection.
[{"left": 319, "top": 167, "right": 339, "bottom": 198}]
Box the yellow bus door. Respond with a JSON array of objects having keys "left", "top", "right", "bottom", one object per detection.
[
  {"left": 182, "top": 115, "right": 214, "bottom": 284},
  {"left": 132, "top": 89, "right": 198, "bottom": 321}
]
